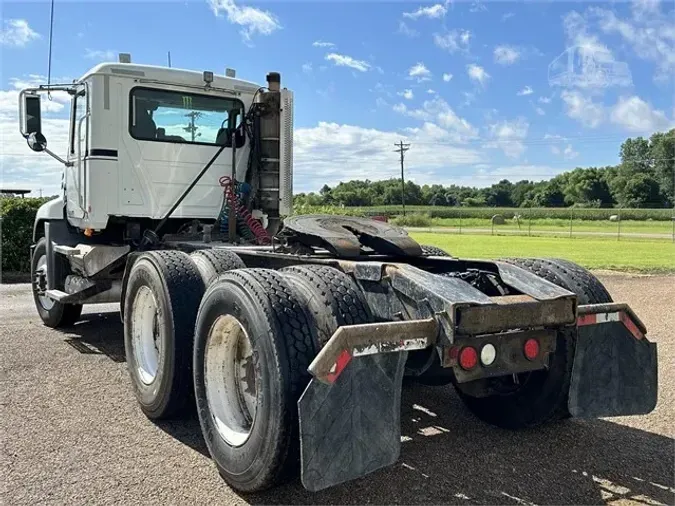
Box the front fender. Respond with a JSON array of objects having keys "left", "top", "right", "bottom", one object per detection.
[{"left": 33, "top": 196, "right": 65, "bottom": 241}]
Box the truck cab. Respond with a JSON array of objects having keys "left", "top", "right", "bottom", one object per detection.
[{"left": 20, "top": 57, "right": 293, "bottom": 241}]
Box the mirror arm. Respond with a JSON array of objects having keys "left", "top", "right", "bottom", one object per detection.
[{"left": 44, "top": 148, "right": 73, "bottom": 167}]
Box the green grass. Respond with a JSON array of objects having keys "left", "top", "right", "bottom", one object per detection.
[
  {"left": 409, "top": 232, "right": 675, "bottom": 273},
  {"left": 424, "top": 217, "right": 674, "bottom": 235}
]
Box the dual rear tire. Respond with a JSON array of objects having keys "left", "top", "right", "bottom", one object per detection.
[{"left": 123, "top": 251, "right": 365, "bottom": 492}]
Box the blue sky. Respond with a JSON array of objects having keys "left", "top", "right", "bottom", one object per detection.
[{"left": 1, "top": 0, "right": 674, "bottom": 196}]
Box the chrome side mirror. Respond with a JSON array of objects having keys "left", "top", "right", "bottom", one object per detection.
[{"left": 27, "top": 131, "right": 48, "bottom": 152}]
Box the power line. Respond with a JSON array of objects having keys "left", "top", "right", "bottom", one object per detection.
[{"left": 394, "top": 141, "right": 410, "bottom": 216}]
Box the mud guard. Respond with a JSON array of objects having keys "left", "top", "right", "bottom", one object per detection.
[
  {"left": 298, "top": 352, "right": 407, "bottom": 492},
  {"left": 568, "top": 307, "right": 658, "bottom": 418}
]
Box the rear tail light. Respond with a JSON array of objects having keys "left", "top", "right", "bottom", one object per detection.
[
  {"left": 523, "top": 338, "right": 540, "bottom": 360},
  {"left": 458, "top": 346, "right": 478, "bottom": 370}
]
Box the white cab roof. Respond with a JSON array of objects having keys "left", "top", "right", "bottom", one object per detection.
[{"left": 79, "top": 62, "right": 263, "bottom": 93}]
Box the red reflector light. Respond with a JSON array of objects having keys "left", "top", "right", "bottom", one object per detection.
[
  {"left": 458, "top": 346, "right": 478, "bottom": 370},
  {"left": 523, "top": 338, "right": 540, "bottom": 360}
]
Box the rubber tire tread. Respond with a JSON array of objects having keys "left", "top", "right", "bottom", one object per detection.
[
  {"left": 31, "top": 237, "right": 83, "bottom": 328},
  {"left": 280, "top": 264, "right": 372, "bottom": 349},
  {"left": 194, "top": 268, "right": 316, "bottom": 492},
  {"left": 124, "top": 250, "right": 205, "bottom": 419},
  {"left": 190, "top": 248, "right": 245, "bottom": 285},
  {"left": 420, "top": 244, "right": 452, "bottom": 257},
  {"left": 457, "top": 257, "right": 612, "bottom": 429}
]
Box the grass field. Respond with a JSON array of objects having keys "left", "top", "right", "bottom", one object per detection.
[
  {"left": 410, "top": 232, "right": 675, "bottom": 273},
  {"left": 427, "top": 217, "right": 674, "bottom": 235}
]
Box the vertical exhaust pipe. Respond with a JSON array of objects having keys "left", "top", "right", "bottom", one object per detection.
[{"left": 267, "top": 72, "right": 281, "bottom": 92}]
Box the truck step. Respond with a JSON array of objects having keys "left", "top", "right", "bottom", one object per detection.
[
  {"left": 45, "top": 289, "right": 71, "bottom": 302},
  {"left": 53, "top": 245, "right": 81, "bottom": 256}
]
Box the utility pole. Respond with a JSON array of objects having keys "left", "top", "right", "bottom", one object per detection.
[
  {"left": 167, "top": 51, "right": 172, "bottom": 68},
  {"left": 184, "top": 111, "right": 203, "bottom": 142},
  {"left": 394, "top": 141, "right": 410, "bottom": 216}
]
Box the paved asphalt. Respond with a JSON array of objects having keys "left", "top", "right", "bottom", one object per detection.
[{"left": 2, "top": 274, "right": 674, "bottom": 506}]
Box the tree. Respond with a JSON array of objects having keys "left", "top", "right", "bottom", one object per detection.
[
  {"left": 649, "top": 129, "right": 675, "bottom": 206},
  {"left": 618, "top": 174, "right": 662, "bottom": 208},
  {"left": 563, "top": 168, "right": 613, "bottom": 207}
]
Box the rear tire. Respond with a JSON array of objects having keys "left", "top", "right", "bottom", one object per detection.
[
  {"left": 31, "top": 237, "right": 83, "bottom": 328},
  {"left": 190, "top": 248, "right": 245, "bottom": 286},
  {"left": 123, "top": 250, "right": 205, "bottom": 420},
  {"left": 456, "top": 257, "right": 612, "bottom": 429},
  {"left": 193, "top": 268, "right": 315, "bottom": 492},
  {"left": 280, "top": 264, "right": 372, "bottom": 349},
  {"left": 421, "top": 244, "right": 452, "bottom": 257}
]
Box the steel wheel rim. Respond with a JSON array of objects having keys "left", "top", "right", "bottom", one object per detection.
[
  {"left": 131, "top": 286, "right": 162, "bottom": 385},
  {"left": 205, "top": 314, "right": 258, "bottom": 447},
  {"left": 34, "top": 254, "right": 55, "bottom": 310}
]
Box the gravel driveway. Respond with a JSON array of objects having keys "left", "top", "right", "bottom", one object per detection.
[{"left": 2, "top": 273, "right": 673, "bottom": 505}]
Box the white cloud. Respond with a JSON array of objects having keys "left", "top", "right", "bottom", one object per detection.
[
  {"left": 433, "top": 30, "right": 472, "bottom": 54},
  {"left": 469, "top": 1, "right": 487, "bottom": 13},
  {"left": 312, "top": 40, "right": 335, "bottom": 48},
  {"left": 535, "top": 107, "right": 546, "bottom": 116},
  {"left": 494, "top": 45, "right": 520, "bottom": 65},
  {"left": 84, "top": 49, "right": 117, "bottom": 61},
  {"left": 398, "top": 21, "right": 419, "bottom": 38},
  {"left": 208, "top": 0, "right": 281, "bottom": 43},
  {"left": 398, "top": 89, "right": 414, "bottom": 100},
  {"left": 408, "top": 62, "right": 432, "bottom": 82},
  {"left": 392, "top": 97, "right": 478, "bottom": 142},
  {"left": 466, "top": 64, "right": 490, "bottom": 87},
  {"left": 517, "top": 86, "right": 533, "bottom": 96},
  {"left": 403, "top": 4, "right": 447, "bottom": 19},
  {"left": 538, "top": 96, "right": 552, "bottom": 104},
  {"left": 325, "top": 53, "right": 370, "bottom": 72},
  {"left": 561, "top": 90, "right": 604, "bottom": 128},
  {"left": 485, "top": 117, "right": 529, "bottom": 158},
  {"left": 590, "top": 5, "right": 675, "bottom": 82},
  {"left": 555, "top": 10, "right": 631, "bottom": 89},
  {"left": 501, "top": 12, "right": 515, "bottom": 21},
  {"left": 563, "top": 144, "right": 579, "bottom": 160},
  {"left": 442, "top": 73, "right": 453, "bottom": 82},
  {"left": 427, "top": 89, "right": 436, "bottom": 94},
  {"left": 293, "top": 122, "right": 483, "bottom": 191},
  {"left": 610, "top": 95, "right": 673, "bottom": 133},
  {"left": 0, "top": 19, "right": 40, "bottom": 47},
  {"left": 302, "top": 62, "right": 313, "bottom": 74}
]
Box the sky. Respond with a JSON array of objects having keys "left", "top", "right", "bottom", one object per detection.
[{"left": 1, "top": 0, "right": 674, "bottom": 197}]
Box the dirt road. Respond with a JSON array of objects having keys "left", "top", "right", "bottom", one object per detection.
[{"left": 1, "top": 274, "right": 674, "bottom": 505}]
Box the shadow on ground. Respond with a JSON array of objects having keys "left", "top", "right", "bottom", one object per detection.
[{"left": 59, "top": 311, "right": 675, "bottom": 506}]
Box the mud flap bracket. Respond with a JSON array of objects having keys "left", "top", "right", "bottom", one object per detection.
[{"left": 568, "top": 304, "right": 658, "bottom": 418}]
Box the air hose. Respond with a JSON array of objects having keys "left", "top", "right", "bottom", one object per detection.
[{"left": 218, "top": 175, "right": 271, "bottom": 245}]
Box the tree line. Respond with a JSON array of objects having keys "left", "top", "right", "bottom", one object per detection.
[{"left": 294, "top": 129, "right": 675, "bottom": 209}]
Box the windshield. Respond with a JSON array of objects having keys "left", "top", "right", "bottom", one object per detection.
[{"left": 129, "top": 87, "right": 244, "bottom": 146}]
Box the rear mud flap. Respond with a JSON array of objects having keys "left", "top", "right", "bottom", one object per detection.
[
  {"left": 568, "top": 321, "right": 657, "bottom": 418},
  {"left": 298, "top": 352, "right": 407, "bottom": 492}
]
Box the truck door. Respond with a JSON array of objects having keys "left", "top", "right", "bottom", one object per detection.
[{"left": 65, "top": 85, "right": 88, "bottom": 221}]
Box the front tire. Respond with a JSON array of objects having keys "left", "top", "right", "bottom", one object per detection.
[
  {"left": 31, "top": 237, "right": 83, "bottom": 328},
  {"left": 123, "top": 250, "right": 205, "bottom": 420},
  {"left": 193, "top": 269, "right": 316, "bottom": 493},
  {"left": 456, "top": 258, "right": 612, "bottom": 429}
]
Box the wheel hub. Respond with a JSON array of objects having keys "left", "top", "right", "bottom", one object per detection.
[
  {"left": 205, "top": 314, "right": 258, "bottom": 447},
  {"left": 34, "top": 254, "right": 54, "bottom": 310},
  {"left": 131, "top": 286, "right": 162, "bottom": 385}
]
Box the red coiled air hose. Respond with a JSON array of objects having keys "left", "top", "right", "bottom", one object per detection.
[{"left": 219, "top": 176, "right": 271, "bottom": 245}]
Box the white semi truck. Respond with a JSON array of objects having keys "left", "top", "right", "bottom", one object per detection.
[{"left": 19, "top": 57, "right": 658, "bottom": 493}]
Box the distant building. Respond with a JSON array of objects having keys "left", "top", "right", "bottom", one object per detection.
[
  {"left": 0, "top": 189, "right": 32, "bottom": 198},
  {"left": 548, "top": 46, "right": 632, "bottom": 89}
]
